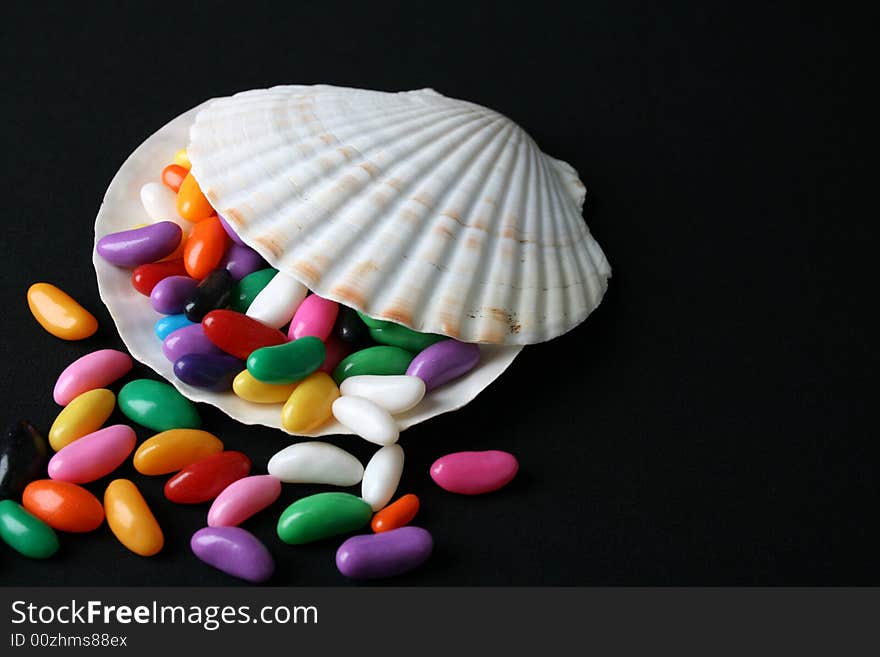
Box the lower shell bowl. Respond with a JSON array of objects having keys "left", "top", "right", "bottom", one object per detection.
[{"left": 92, "top": 102, "right": 522, "bottom": 437}]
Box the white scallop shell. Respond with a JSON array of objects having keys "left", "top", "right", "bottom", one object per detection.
[{"left": 188, "top": 85, "right": 611, "bottom": 345}]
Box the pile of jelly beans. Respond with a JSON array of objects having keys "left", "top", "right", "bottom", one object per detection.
[{"left": 2, "top": 149, "right": 521, "bottom": 583}]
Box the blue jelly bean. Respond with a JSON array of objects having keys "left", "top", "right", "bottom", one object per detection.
[{"left": 155, "top": 314, "right": 195, "bottom": 341}]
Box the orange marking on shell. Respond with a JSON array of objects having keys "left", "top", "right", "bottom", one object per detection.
[
  {"left": 433, "top": 225, "right": 455, "bottom": 240},
  {"left": 466, "top": 236, "right": 483, "bottom": 250},
  {"left": 337, "top": 146, "right": 355, "bottom": 161},
  {"left": 441, "top": 209, "right": 463, "bottom": 224},
  {"left": 206, "top": 189, "right": 218, "bottom": 203},
  {"left": 330, "top": 284, "right": 367, "bottom": 309},
  {"left": 293, "top": 261, "right": 322, "bottom": 286},
  {"left": 412, "top": 192, "right": 433, "bottom": 208},
  {"left": 385, "top": 177, "right": 403, "bottom": 191},
  {"left": 382, "top": 305, "right": 413, "bottom": 327},
  {"left": 319, "top": 134, "right": 335, "bottom": 145},
  {"left": 224, "top": 208, "right": 245, "bottom": 226},
  {"left": 359, "top": 161, "right": 380, "bottom": 177},
  {"left": 254, "top": 236, "right": 283, "bottom": 258}
]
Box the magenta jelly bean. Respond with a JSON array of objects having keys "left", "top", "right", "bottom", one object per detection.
[
  {"left": 430, "top": 450, "right": 518, "bottom": 495},
  {"left": 162, "top": 324, "right": 222, "bottom": 363},
  {"left": 96, "top": 221, "right": 182, "bottom": 267},
  {"left": 217, "top": 213, "right": 245, "bottom": 246},
  {"left": 53, "top": 349, "right": 132, "bottom": 406},
  {"left": 150, "top": 275, "right": 199, "bottom": 314},
  {"left": 208, "top": 475, "right": 282, "bottom": 527},
  {"left": 406, "top": 340, "right": 481, "bottom": 391},
  {"left": 288, "top": 294, "right": 339, "bottom": 341},
  {"left": 220, "top": 243, "right": 266, "bottom": 281},
  {"left": 318, "top": 334, "right": 351, "bottom": 374},
  {"left": 47, "top": 425, "right": 137, "bottom": 484}
]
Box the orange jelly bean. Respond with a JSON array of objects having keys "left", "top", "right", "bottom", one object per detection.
[
  {"left": 176, "top": 172, "right": 215, "bottom": 222},
  {"left": 22, "top": 480, "right": 104, "bottom": 533},
  {"left": 184, "top": 215, "right": 229, "bottom": 279},
  {"left": 161, "top": 164, "right": 188, "bottom": 193},
  {"left": 27, "top": 283, "right": 98, "bottom": 340},
  {"left": 104, "top": 479, "right": 164, "bottom": 556},
  {"left": 371, "top": 493, "right": 420, "bottom": 533}
]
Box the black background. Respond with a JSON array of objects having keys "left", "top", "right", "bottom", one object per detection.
[{"left": 1, "top": 2, "right": 872, "bottom": 586}]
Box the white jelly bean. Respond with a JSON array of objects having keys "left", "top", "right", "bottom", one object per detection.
[
  {"left": 267, "top": 441, "right": 363, "bottom": 486},
  {"left": 140, "top": 182, "right": 188, "bottom": 233},
  {"left": 339, "top": 375, "right": 426, "bottom": 415},
  {"left": 361, "top": 444, "right": 404, "bottom": 511},
  {"left": 245, "top": 272, "right": 308, "bottom": 329},
  {"left": 332, "top": 396, "right": 399, "bottom": 446}
]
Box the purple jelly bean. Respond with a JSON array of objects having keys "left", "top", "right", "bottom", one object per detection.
[
  {"left": 336, "top": 526, "right": 433, "bottom": 580},
  {"left": 96, "top": 221, "right": 182, "bottom": 267},
  {"left": 220, "top": 243, "right": 266, "bottom": 281},
  {"left": 190, "top": 526, "right": 274, "bottom": 583},
  {"left": 173, "top": 353, "right": 242, "bottom": 391},
  {"left": 150, "top": 275, "right": 199, "bottom": 314},
  {"left": 217, "top": 214, "right": 245, "bottom": 246},
  {"left": 405, "top": 340, "right": 481, "bottom": 391},
  {"left": 162, "top": 324, "right": 222, "bottom": 362}
]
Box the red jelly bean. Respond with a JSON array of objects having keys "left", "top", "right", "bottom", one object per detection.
[
  {"left": 131, "top": 259, "right": 188, "bottom": 296},
  {"left": 202, "top": 310, "right": 288, "bottom": 360},
  {"left": 184, "top": 216, "right": 229, "bottom": 280},
  {"left": 371, "top": 493, "right": 420, "bottom": 533},
  {"left": 318, "top": 334, "right": 352, "bottom": 374},
  {"left": 161, "top": 164, "right": 188, "bottom": 193},
  {"left": 164, "top": 451, "right": 251, "bottom": 504}
]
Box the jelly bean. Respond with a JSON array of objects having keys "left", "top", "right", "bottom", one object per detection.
[
  {"left": 173, "top": 148, "right": 191, "bottom": 170},
  {"left": 247, "top": 336, "right": 325, "bottom": 385},
  {"left": 160, "top": 232, "right": 189, "bottom": 261},
  {"left": 162, "top": 323, "right": 222, "bottom": 363},
  {"left": 27, "top": 282, "right": 98, "bottom": 340},
  {"left": 176, "top": 171, "right": 215, "bottom": 222},
  {"left": 22, "top": 480, "right": 104, "bottom": 533},
  {"left": 161, "top": 164, "right": 188, "bottom": 193},
  {"left": 48, "top": 388, "right": 116, "bottom": 451},
  {"left": 97, "top": 221, "right": 182, "bottom": 267},
  {"left": 133, "top": 429, "right": 223, "bottom": 475},
  {"left": 277, "top": 492, "right": 372, "bottom": 545},
  {"left": 267, "top": 441, "right": 363, "bottom": 486},
  {"left": 48, "top": 424, "right": 136, "bottom": 484},
  {"left": 332, "top": 346, "right": 414, "bottom": 384},
  {"left": 140, "top": 182, "right": 186, "bottom": 225},
  {"left": 0, "top": 500, "right": 59, "bottom": 559},
  {"left": 336, "top": 526, "right": 433, "bottom": 579},
  {"left": 335, "top": 307, "right": 370, "bottom": 344},
  {"left": 208, "top": 475, "right": 282, "bottom": 527},
  {"left": 0, "top": 421, "right": 48, "bottom": 500},
  {"left": 429, "top": 450, "right": 518, "bottom": 495},
  {"left": 217, "top": 213, "right": 245, "bottom": 246},
  {"left": 191, "top": 526, "right": 274, "bottom": 583},
  {"left": 174, "top": 353, "right": 242, "bottom": 391},
  {"left": 280, "top": 372, "right": 340, "bottom": 433},
  {"left": 131, "top": 259, "right": 187, "bottom": 296},
  {"left": 232, "top": 370, "right": 298, "bottom": 404},
  {"left": 288, "top": 294, "right": 339, "bottom": 341},
  {"left": 220, "top": 243, "right": 265, "bottom": 281},
  {"left": 202, "top": 309, "right": 288, "bottom": 360},
  {"left": 104, "top": 479, "right": 163, "bottom": 556},
  {"left": 230, "top": 268, "right": 277, "bottom": 313},
  {"left": 371, "top": 494, "right": 420, "bottom": 533},
  {"left": 184, "top": 268, "right": 235, "bottom": 322},
  {"left": 118, "top": 379, "right": 201, "bottom": 431},
  {"left": 245, "top": 271, "right": 308, "bottom": 329},
  {"left": 406, "top": 339, "right": 481, "bottom": 391},
  {"left": 318, "top": 334, "right": 352, "bottom": 375},
  {"left": 339, "top": 375, "right": 425, "bottom": 415},
  {"left": 331, "top": 396, "right": 399, "bottom": 446},
  {"left": 155, "top": 313, "right": 194, "bottom": 340},
  {"left": 164, "top": 451, "right": 251, "bottom": 504},
  {"left": 53, "top": 349, "right": 132, "bottom": 406},
  {"left": 360, "top": 313, "right": 446, "bottom": 353},
  {"left": 361, "top": 444, "right": 404, "bottom": 511},
  {"left": 184, "top": 215, "right": 229, "bottom": 279},
  {"left": 150, "top": 275, "right": 199, "bottom": 314}
]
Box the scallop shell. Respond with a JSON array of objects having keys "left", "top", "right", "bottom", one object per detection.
[{"left": 188, "top": 85, "right": 611, "bottom": 345}]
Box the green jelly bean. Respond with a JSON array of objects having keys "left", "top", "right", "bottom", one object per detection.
[
  {"left": 247, "top": 336, "right": 325, "bottom": 385},
  {"left": 333, "top": 345, "right": 414, "bottom": 385},
  {"left": 0, "top": 500, "right": 59, "bottom": 559},
  {"left": 277, "top": 492, "right": 372, "bottom": 545},
  {"left": 368, "top": 324, "right": 445, "bottom": 353},
  {"left": 118, "top": 379, "right": 201, "bottom": 431},
  {"left": 356, "top": 311, "right": 388, "bottom": 330},
  {"left": 230, "top": 268, "right": 277, "bottom": 313}
]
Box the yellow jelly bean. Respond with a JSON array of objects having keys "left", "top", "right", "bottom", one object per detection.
[
  {"left": 48, "top": 388, "right": 116, "bottom": 451},
  {"left": 232, "top": 370, "right": 298, "bottom": 404},
  {"left": 132, "top": 429, "right": 223, "bottom": 475},
  {"left": 104, "top": 479, "right": 163, "bottom": 557},
  {"left": 281, "top": 372, "right": 340, "bottom": 433},
  {"left": 27, "top": 283, "right": 98, "bottom": 341},
  {"left": 173, "top": 148, "right": 191, "bottom": 170}
]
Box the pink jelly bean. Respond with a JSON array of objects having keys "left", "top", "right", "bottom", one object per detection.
[
  {"left": 429, "top": 450, "right": 519, "bottom": 495},
  {"left": 318, "top": 334, "right": 352, "bottom": 374},
  {"left": 48, "top": 425, "right": 136, "bottom": 484},
  {"left": 207, "top": 475, "right": 282, "bottom": 527},
  {"left": 53, "top": 349, "right": 133, "bottom": 406},
  {"left": 288, "top": 294, "right": 339, "bottom": 341}
]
